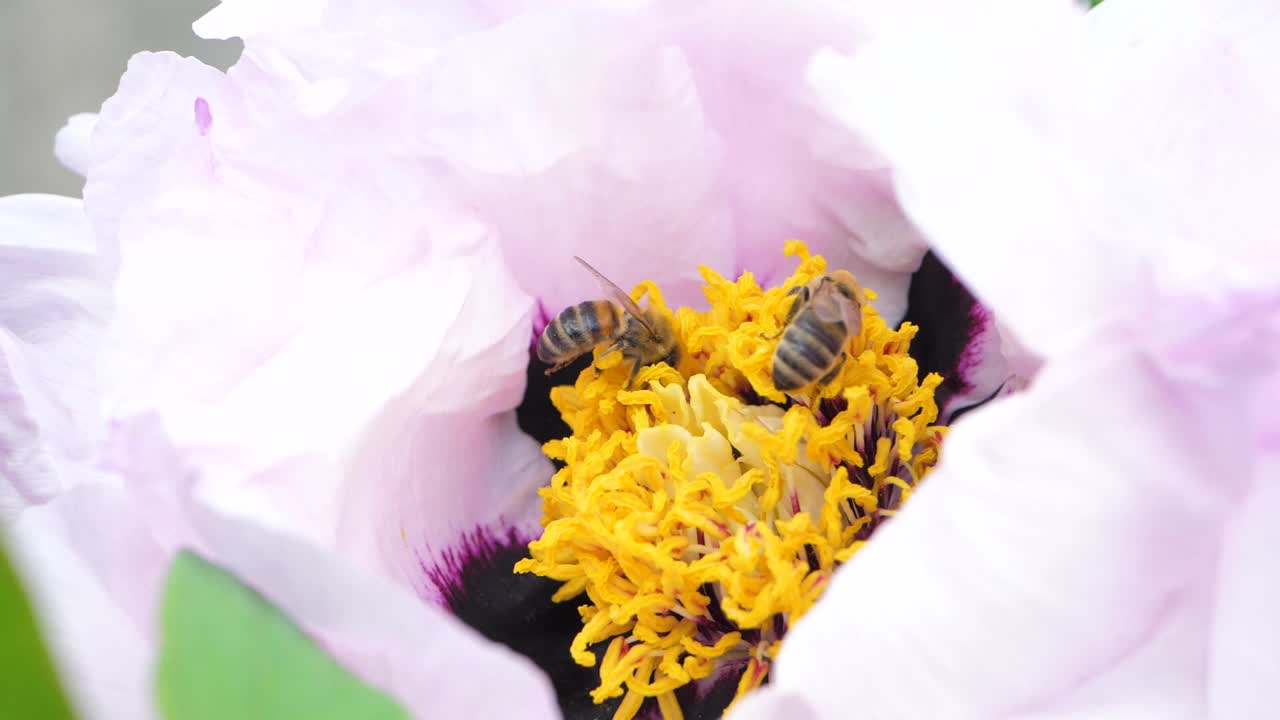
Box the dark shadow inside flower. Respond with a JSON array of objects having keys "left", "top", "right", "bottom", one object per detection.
[
  {"left": 518, "top": 351, "right": 593, "bottom": 449},
  {"left": 427, "top": 524, "right": 624, "bottom": 720},
  {"left": 901, "top": 251, "right": 1006, "bottom": 421}
]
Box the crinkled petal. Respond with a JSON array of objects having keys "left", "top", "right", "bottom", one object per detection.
[
  {"left": 54, "top": 113, "right": 98, "bottom": 178},
  {"left": 191, "top": 1, "right": 929, "bottom": 316},
  {"left": 193, "top": 0, "right": 326, "bottom": 41},
  {"left": 669, "top": 0, "right": 927, "bottom": 318},
  {"left": 1208, "top": 462, "right": 1280, "bottom": 719},
  {"left": 761, "top": 334, "right": 1254, "bottom": 718},
  {"left": 196, "top": 0, "right": 481, "bottom": 119},
  {"left": 85, "top": 51, "right": 540, "bottom": 553},
  {"left": 0, "top": 194, "right": 109, "bottom": 518},
  {"left": 155, "top": 235, "right": 535, "bottom": 546},
  {"left": 809, "top": 0, "right": 1280, "bottom": 355},
  {"left": 402, "top": 3, "right": 735, "bottom": 310},
  {"left": 413, "top": 1, "right": 927, "bottom": 315}
]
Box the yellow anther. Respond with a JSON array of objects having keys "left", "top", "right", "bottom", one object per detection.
[{"left": 518, "top": 242, "right": 947, "bottom": 719}]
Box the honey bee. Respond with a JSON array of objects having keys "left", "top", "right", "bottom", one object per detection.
[
  {"left": 771, "top": 270, "right": 865, "bottom": 392},
  {"left": 537, "top": 257, "right": 678, "bottom": 388}
]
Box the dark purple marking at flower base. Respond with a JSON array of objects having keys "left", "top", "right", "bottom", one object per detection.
[
  {"left": 425, "top": 525, "right": 623, "bottom": 719},
  {"left": 901, "top": 251, "right": 993, "bottom": 418},
  {"left": 427, "top": 518, "right": 748, "bottom": 718},
  {"left": 668, "top": 666, "right": 745, "bottom": 720}
]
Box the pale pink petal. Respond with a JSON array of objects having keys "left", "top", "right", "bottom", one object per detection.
[
  {"left": 341, "top": 408, "right": 549, "bottom": 597},
  {"left": 190, "top": 1, "right": 929, "bottom": 317},
  {"left": 807, "top": 1, "right": 1097, "bottom": 355},
  {"left": 0, "top": 194, "right": 109, "bottom": 517},
  {"left": 731, "top": 688, "right": 820, "bottom": 720},
  {"left": 54, "top": 113, "right": 98, "bottom": 178},
  {"left": 156, "top": 235, "right": 534, "bottom": 541},
  {"left": 783, "top": 2, "right": 1280, "bottom": 716},
  {"left": 193, "top": 0, "right": 326, "bottom": 41},
  {"left": 669, "top": 0, "right": 927, "bottom": 318},
  {"left": 12, "top": 422, "right": 559, "bottom": 720},
  {"left": 8, "top": 486, "right": 160, "bottom": 720},
  {"left": 996, "top": 318, "right": 1043, "bottom": 387},
  {"left": 761, "top": 335, "right": 1254, "bottom": 718},
  {"left": 85, "top": 51, "right": 542, "bottom": 554},
  {"left": 332, "top": 239, "right": 552, "bottom": 591},
  {"left": 1257, "top": 372, "right": 1280, "bottom": 450},
  {"left": 412, "top": 1, "right": 927, "bottom": 316},
  {"left": 1207, "top": 461, "right": 1280, "bottom": 719},
  {"left": 185, "top": 495, "right": 561, "bottom": 718},
  {"left": 810, "top": 0, "right": 1280, "bottom": 354},
  {"left": 1015, "top": 597, "right": 1210, "bottom": 720},
  {"left": 401, "top": 4, "right": 735, "bottom": 310},
  {"left": 83, "top": 53, "right": 228, "bottom": 266},
  {"left": 196, "top": 0, "right": 476, "bottom": 119}
]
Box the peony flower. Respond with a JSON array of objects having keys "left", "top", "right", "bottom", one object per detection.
[
  {"left": 725, "top": 0, "right": 1280, "bottom": 717},
  {"left": 15, "top": 0, "right": 1276, "bottom": 719},
  {"left": 9, "top": 1, "right": 1013, "bottom": 718}
]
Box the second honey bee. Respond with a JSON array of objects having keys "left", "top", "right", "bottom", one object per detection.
[
  {"left": 771, "top": 270, "right": 865, "bottom": 392},
  {"left": 537, "top": 257, "right": 678, "bottom": 388}
]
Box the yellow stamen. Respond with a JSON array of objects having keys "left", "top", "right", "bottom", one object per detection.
[{"left": 516, "top": 242, "right": 947, "bottom": 719}]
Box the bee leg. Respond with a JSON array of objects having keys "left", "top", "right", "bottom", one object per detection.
[
  {"left": 543, "top": 353, "right": 587, "bottom": 376},
  {"left": 789, "top": 393, "right": 811, "bottom": 409},
  {"left": 589, "top": 343, "right": 624, "bottom": 378},
  {"left": 782, "top": 286, "right": 810, "bottom": 323},
  {"left": 761, "top": 286, "right": 810, "bottom": 339},
  {"left": 624, "top": 357, "right": 644, "bottom": 389}
]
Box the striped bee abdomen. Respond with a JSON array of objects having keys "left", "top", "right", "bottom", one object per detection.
[
  {"left": 771, "top": 312, "right": 847, "bottom": 391},
  {"left": 537, "top": 301, "right": 622, "bottom": 367}
]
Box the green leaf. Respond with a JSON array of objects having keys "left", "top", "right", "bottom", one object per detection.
[
  {"left": 156, "top": 551, "right": 409, "bottom": 720},
  {"left": 0, "top": 540, "right": 77, "bottom": 720}
]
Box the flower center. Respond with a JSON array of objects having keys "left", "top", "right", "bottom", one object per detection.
[{"left": 516, "top": 242, "right": 947, "bottom": 719}]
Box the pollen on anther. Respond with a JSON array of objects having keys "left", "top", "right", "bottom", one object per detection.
[{"left": 517, "top": 241, "right": 947, "bottom": 720}]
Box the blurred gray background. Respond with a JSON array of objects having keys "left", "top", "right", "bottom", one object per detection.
[{"left": 0, "top": 0, "right": 242, "bottom": 196}]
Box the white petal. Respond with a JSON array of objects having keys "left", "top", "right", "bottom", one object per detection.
[
  {"left": 185, "top": 498, "right": 561, "bottom": 718},
  {"left": 8, "top": 486, "right": 160, "bottom": 720},
  {"left": 54, "top": 113, "right": 98, "bottom": 178},
  {"left": 809, "top": 0, "right": 1280, "bottom": 358},
  {"left": 769, "top": 334, "right": 1252, "bottom": 718},
  {"left": 1207, "top": 461, "right": 1280, "bottom": 719},
  {"left": 0, "top": 194, "right": 109, "bottom": 518}
]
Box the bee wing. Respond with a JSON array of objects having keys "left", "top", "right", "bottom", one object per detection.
[
  {"left": 810, "top": 280, "right": 863, "bottom": 335},
  {"left": 573, "top": 256, "right": 656, "bottom": 334}
]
